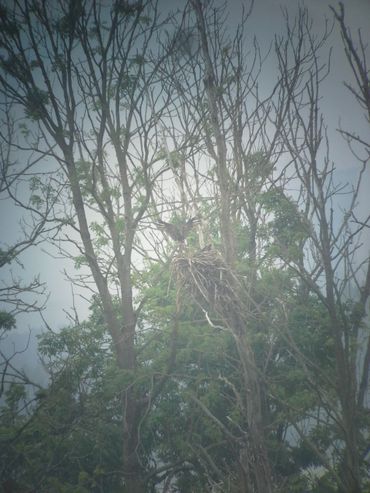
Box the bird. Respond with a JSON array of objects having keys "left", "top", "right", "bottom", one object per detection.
[{"left": 155, "top": 215, "right": 201, "bottom": 242}]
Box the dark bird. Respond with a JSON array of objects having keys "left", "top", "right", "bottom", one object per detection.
[{"left": 155, "top": 216, "right": 201, "bottom": 242}]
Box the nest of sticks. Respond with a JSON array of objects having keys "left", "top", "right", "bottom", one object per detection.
[{"left": 172, "top": 247, "right": 245, "bottom": 319}]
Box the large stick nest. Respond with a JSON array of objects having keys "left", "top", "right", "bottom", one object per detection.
[{"left": 172, "top": 247, "right": 245, "bottom": 318}]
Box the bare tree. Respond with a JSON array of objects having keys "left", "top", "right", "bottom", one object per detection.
[
  {"left": 331, "top": 2, "right": 370, "bottom": 154},
  {"left": 158, "top": 1, "right": 291, "bottom": 491},
  {"left": 159, "top": 2, "right": 370, "bottom": 492},
  {"left": 272, "top": 6, "right": 370, "bottom": 493}
]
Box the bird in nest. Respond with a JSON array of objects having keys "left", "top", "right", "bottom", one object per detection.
[{"left": 155, "top": 215, "right": 201, "bottom": 242}]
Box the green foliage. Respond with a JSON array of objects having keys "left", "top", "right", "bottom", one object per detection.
[
  {"left": 114, "top": 1, "right": 143, "bottom": 16},
  {"left": 24, "top": 88, "right": 50, "bottom": 121},
  {"left": 0, "top": 251, "right": 364, "bottom": 491},
  {"left": 0, "top": 310, "right": 16, "bottom": 330},
  {"left": 18, "top": 122, "right": 30, "bottom": 137},
  {"left": 52, "top": 54, "right": 67, "bottom": 72},
  {"left": 0, "top": 248, "right": 13, "bottom": 267},
  {"left": 0, "top": 4, "right": 19, "bottom": 36},
  {"left": 262, "top": 188, "right": 310, "bottom": 261},
  {"left": 0, "top": 3, "right": 368, "bottom": 491},
  {"left": 73, "top": 254, "right": 87, "bottom": 269},
  {"left": 244, "top": 151, "right": 273, "bottom": 187},
  {"left": 55, "top": 0, "right": 83, "bottom": 37},
  {"left": 3, "top": 383, "right": 26, "bottom": 415},
  {"left": 0, "top": 318, "right": 123, "bottom": 492},
  {"left": 166, "top": 149, "right": 184, "bottom": 168},
  {"left": 0, "top": 54, "right": 26, "bottom": 82}
]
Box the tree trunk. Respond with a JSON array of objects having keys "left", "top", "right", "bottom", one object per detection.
[
  {"left": 233, "top": 326, "right": 274, "bottom": 493},
  {"left": 189, "top": 3, "right": 274, "bottom": 490},
  {"left": 67, "top": 159, "right": 146, "bottom": 492},
  {"left": 122, "top": 389, "right": 146, "bottom": 493}
]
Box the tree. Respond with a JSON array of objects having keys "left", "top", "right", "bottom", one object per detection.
[
  {"left": 158, "top": 2, "right": 370, "bottom": 492},
  {"left": 268, "top": 6, "right": 370, "bottom": 492},
  {"left": 1, "top": 310, "right": 123, "bottom": 492},
  {"left": 157, "top": 1, "right": 293, "bottom": 491},
  {"left": 0, "top": 1, "right": 178, "bottom": 490},
  {"left": 0, "top": 98, "right": 54, "bottom": 405},
  {"left": 1, "top": 1, "right": 369, "bottom": 492}
]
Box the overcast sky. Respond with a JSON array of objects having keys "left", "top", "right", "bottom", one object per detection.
[{"left": 1, "top": 0, "right": 369, "bottom": 378}]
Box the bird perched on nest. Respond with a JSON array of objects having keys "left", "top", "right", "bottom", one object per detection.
[{"left": 155, "top": 215, "right": 201, "bottom": 242}]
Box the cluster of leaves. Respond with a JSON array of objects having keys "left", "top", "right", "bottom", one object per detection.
[
  {"left": 0, "top": 240, "right": 347, "bottom": 493},
  {"left": 1, "top": 315, "right": 124, "bottom": 493}
]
